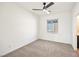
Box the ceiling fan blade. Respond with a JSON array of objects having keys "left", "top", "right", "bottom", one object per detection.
[
  {"left": 45, "top": 2, "right": 54, "bottom": 9},
  {"left": 32, "top": 9, "right": 43, "bottom": 11},
  {"left": 48, "top": 10, "right": 51, "bottom": 12}
]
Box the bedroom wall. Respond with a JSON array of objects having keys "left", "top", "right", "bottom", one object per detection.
[
  {"left": 0, "top": 3, "right": 38, "bottom": 56},
  {"left": 38, "top": 11, "right": 72, "bottom": 44}
]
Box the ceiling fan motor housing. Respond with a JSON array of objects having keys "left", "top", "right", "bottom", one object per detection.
[
  {"left": 43, "top": 2, "right": 46, "bottom": 5},
  {"left": 43, "top": 2, "right": 46, "bottom": 9}
]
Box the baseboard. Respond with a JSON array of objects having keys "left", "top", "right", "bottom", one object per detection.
[{"left": 38, "top": 38, "right": 72, "bottom": 45}]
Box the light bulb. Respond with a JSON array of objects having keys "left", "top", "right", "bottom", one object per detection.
[
  {"left": 43, "top": 9, "right": 50, "bottom": 14},
  {"left": 77, "top": 15, "right": 79, "bottom": 19}
]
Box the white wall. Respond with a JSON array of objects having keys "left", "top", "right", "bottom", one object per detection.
[
  {"left": 0, "top": 3, "right": 37, "bottom": 56},
  {"left": 72, "top": 3, "right": 79, "bottom": 50},
  {"left": 38, "top": 11, "right": 72, "bottom": 44}
]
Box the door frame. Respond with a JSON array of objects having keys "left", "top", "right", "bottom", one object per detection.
[{"left": 72, "top": 13, "right": 79, "bottom": 50}]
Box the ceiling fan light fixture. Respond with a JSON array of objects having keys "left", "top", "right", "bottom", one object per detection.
[
  {"left": 43, "top": 9, "right": 50, "bottom": 14},
  {"left": 46, "top": 11, "right": 50, "bottom": 14}
]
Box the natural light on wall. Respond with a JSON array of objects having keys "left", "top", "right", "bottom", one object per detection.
[{"left": 77, "top": 15, "right": 79, "bottom": 35}]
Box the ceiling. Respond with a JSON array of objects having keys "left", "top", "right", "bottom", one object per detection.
[{"left": 15, "top": 2, "right": 75, "bottom": 15}]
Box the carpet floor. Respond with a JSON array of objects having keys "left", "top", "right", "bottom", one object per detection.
[{"left": 3, "top": 39, "right": 78, "bottom": 57}]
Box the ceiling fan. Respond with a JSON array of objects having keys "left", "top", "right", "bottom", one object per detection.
[{"left": 32, "top": 2, "right": 54, "bottom": 14}]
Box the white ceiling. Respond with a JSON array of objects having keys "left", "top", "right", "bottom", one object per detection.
[{"left": 15, "top": 2, "right": 75, "bottom": 15}]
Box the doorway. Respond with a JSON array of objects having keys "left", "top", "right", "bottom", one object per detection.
[
  {"left": 76, "top": 15, "right": 79, "bottom": 56},
  {"left": 77, "top": 15, "right": 79, "bottom": 49}
]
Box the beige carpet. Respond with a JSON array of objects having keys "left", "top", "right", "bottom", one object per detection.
[{"left": 3, "top": 39, "right": 77, "bottom": 57}]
